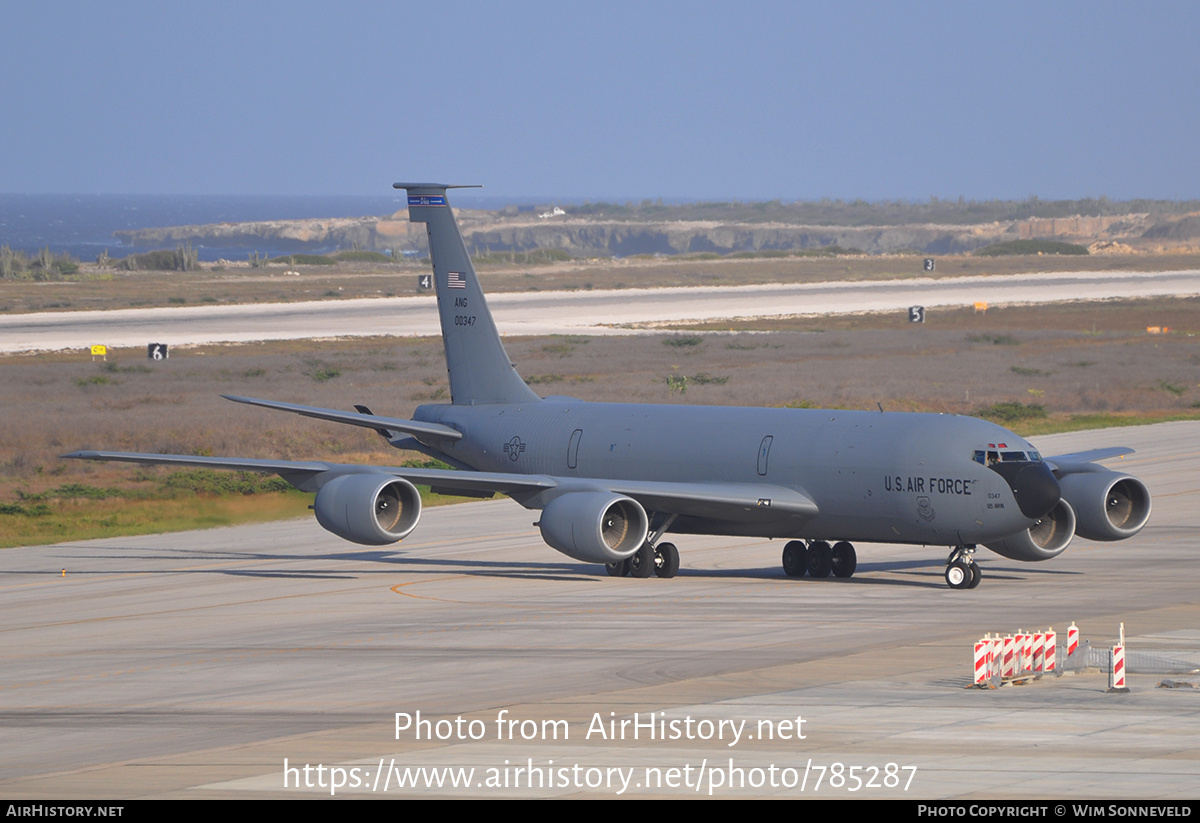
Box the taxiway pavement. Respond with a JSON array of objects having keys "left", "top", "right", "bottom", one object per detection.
[
  {"left": 1, "top": 422, "right": 1198, "bottom": 798},
  {"left": 2, "top": 268, "right": 1199, "bottom": 352}
]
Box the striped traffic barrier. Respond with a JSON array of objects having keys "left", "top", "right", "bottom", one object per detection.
[
  {"left": 974, "top": 636, "right": 992, "bottom": 686},
  {"left": 1110, "top": 644, "right": 1126, "bottom": 690}
]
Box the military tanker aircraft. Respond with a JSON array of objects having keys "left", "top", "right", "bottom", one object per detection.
[{"left": 67, "top": 183, "right": 1151, "bottom": 588}]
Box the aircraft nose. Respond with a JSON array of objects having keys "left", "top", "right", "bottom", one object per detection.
[{"left": 990, "top": 461, "right": 1061, "bottom": 519}]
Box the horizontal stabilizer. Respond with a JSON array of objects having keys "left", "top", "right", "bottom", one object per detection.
[{"left": 222, "top": 395, "right": 463, "bottom": 442}]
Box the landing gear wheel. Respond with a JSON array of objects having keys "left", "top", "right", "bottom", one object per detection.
[
  {"left": 807, "top": 540, "right": 833, "bottom": 578},
  {"left": 945, "top": 560, "right": 972, "bottom": 589},
  {"left": 654, "top": 542, "right": 679, "bottom": 578},
  {"left": 605, "top": 559, "right": 630, "bottom": 577},
  {"left": 782, "top": 540, "right": 808, "bottom": 577},
  {"left": 628, "top": 544, "right": 655, "bottom": 578},
  {"left": 831, "top": 541, "right": 857, "bottom": 579},
  {"left": 967, "top": 562, "right": 982, "bottom": 589}
]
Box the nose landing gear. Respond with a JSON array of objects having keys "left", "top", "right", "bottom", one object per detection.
[{"left": 945, "top": 545, "right": 981, "bottom": 589}]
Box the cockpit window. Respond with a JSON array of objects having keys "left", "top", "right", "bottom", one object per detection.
[{"left": 975, "top": 447, "right": 1039, "bottom": 465}]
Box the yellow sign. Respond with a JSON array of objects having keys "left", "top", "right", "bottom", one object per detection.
[
  {"left": 974, "top": 301, "right": 988, "bottom": 313},
  {"left": 90, "top": 345, "right": 107, "bottom": 356}
]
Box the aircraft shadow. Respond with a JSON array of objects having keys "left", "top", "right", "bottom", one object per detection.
[{"left": 11, "top": 545, "right": 1086, "bottom": 587}]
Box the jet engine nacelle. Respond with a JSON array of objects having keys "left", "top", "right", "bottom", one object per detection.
[
  {"left": 538, "top": 492, "right": 649, "bottom": 563},
  {"left": 313, "top": 473, "right": 421, "bottom": 545},
  {"left": 985, "top": 498, "right": 1076, "bottom": 562},
  {"left": 1058, "top": 471, "right": 1151, "bottom": 542}
]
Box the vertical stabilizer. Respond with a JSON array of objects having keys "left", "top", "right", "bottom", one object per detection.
[{"left": 395, "top": 183, "right": 540, "bottom": 406}]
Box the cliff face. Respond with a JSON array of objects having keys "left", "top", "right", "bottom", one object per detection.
[
  {"left": 113, "top": 209, "right": 1200, "bottom": 256},
  {"left": 113, "top": 215, "right": 425, "bottom": 253},
  {"left": 461, "top": 220, "right": 997, "bottom": 255}
]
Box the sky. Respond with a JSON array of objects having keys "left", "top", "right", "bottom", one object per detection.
[{"left": 3, "top": 1, "right": 1199, "bottom": 202}]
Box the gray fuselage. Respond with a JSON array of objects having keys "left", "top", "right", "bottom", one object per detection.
[{"left": 415, "top": 400, "right": 1037, "bottom": 547}]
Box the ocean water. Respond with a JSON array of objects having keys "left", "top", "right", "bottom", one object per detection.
[{"left": 0, "top": 192, "right": 522, "bottom": 262}]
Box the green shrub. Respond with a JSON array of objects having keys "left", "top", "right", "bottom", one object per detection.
[
  {"left": 968, "top": 333, "right": 1019, "bottom": 346},
  {"left": 666, "top": 373, "right": 688, "bottom": 393},
  {"left": 116, "top": 249, "right": 178, "bottom": 271},
  {"left": 472, "top": 248, "right": 572, "bottom": 265},
  {"left": 974, "top": 401, "right": 1047, "bottom": 422},
  {"left": 335, "top": 250, "right": 392, "bottom": 263},
  {"left": 663, "top": 335, "right": 703, "bottom": 348},
  {"left": 975, "top": 239, "right": 1088, "bottom": 256},
  {"left": 159, "top": 470, "right": 291, "bottom": 495},
  {"left": 274, "top": 254, "right": 338, "bottom": 266}
]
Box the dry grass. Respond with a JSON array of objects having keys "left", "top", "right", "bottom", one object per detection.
[
  {"left": 5, "top": 251, "right": 1200, "bottom": 314},
  {"left": 0, "top": 492, "right": 315, "bottom": 547},
  {"left": 3, "top": 296, "right": 1199, "bottom": 545}
]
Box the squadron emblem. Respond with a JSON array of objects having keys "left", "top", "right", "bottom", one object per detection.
[{"left": 917, "top": 496, "right": 936, "bottom": 522}]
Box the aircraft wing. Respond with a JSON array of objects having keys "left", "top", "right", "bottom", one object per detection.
[
  {"left": 1043, "top": 446, "right": 1135, "bottom": 475},
  {"left": 64, "top": 451, "right": 816, "bottom": 522},
  {"left": 221, "top": 395, "right": 463, "bottom": 443},
  {"left": 63, "top": 451, "right": 554, "bottom": 495},
  {"left": 607, "top": 479, "right": 818, "bottom": 522}
]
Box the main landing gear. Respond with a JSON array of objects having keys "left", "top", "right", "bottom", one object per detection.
[
  {"left": 781, "top": 540, "right": 857, "bottom": 580},
  {"left": 944, "top": 545, "right": 981, "bottom": 590},
  {"left": 605, "top": 514, "right": 680, "bottom": 579},
  {"left": 605, "top": 541, "right": 680, "bottom": 579}
]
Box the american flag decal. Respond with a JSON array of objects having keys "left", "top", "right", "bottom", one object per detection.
[{"left": 447, "top": 272, "right": 467, "bottom": 289}]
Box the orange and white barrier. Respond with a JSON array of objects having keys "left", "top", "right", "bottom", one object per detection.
[
  {"left": 1109, "top": 622, "right": 1129, "bottom": 691},
  {"left": 974, "top": 637, "right": 993, "bottom": 686},
  {"left": 1020, "top": 631, "right": 1034, "bottom": 672},
  {"left": 973, "top": 622, "right": 1140, "bottom": 688},
  {"left": 973, "top": 625, "right": 1068, "bottom": 685},
  {"left": 1110, "top": 644, "right": 1126, "bottom": 689}
]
